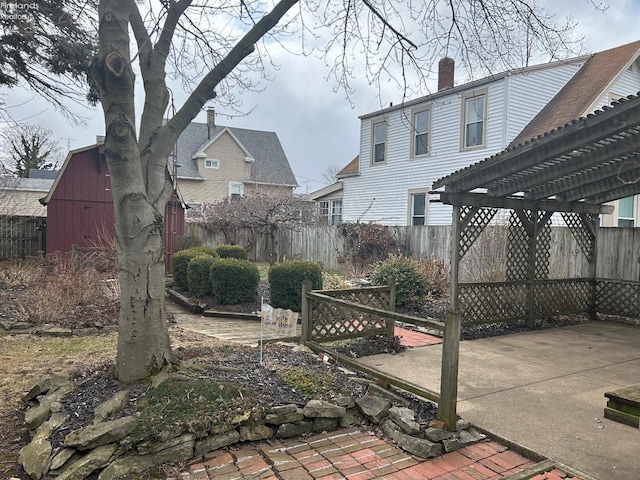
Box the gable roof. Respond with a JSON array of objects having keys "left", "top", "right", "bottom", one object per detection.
[
  {"left": 0, "top": 176, "right": 54, "bottom": 192},
  {"left": 29, "top": 169, "right": 59, "bottom": 179},
  {"left": 337, "top": 155, "right": 360, "bottom": 178},
  {"left": 309, "top": 181, "right": 343, "bottom": 201},
  {"left": 173, "top": 122, "right": 298, "bottom": 187},
  {"left": 510, "top": 40, "right": 640, "bottom": 147}
]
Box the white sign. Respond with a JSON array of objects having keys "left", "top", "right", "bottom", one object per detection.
[{"left": 261, "top": 304, "right": 298, "bottom": 337}]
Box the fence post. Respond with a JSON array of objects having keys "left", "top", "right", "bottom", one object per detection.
[
  {"left": 300, "top": 280, "right": 312, "bottom": 345},
  {"left": 386, "top": 277, "right": 396, "bottom": 336}
]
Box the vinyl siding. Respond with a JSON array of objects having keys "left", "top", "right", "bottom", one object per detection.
[
  {"left": 344, "top": 62, "right": 587, "bottom": 226},
  {"left": 180, "top": 131, "right": 252, "bottom": 204},
  {"left": 589, "top": 60, "right": 640, "bottom": 112}
]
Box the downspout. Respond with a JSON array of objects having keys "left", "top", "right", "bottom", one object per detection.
[{"left": 502, "top": 72, "right": 511, "bottom": 147}]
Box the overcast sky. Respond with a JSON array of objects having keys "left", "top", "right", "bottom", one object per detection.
[{"left": 1, "top": 0, "right": 640, "bottom": 193}]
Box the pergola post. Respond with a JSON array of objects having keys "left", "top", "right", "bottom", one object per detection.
[
  {"left": 527, "top": 210, "right": 538, "bottom": 327},
  {"left": 438, "top": 204, "right": 462, "bottom": 431},
  {"left": 590, "top": 215, "right": 599, "bottom": 319}
]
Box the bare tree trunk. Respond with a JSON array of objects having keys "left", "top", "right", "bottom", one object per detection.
[{"left": 92, "top": 0, "right": 173, "bottom": 382}]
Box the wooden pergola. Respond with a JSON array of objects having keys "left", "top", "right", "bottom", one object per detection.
[{"left": 431, "top": 92, "right": 640, "bottom": 429}]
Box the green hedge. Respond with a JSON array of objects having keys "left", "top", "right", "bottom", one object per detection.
[
  {"left": 268, "top": 261, "right": 322, "bottom": 312},
  {"left": 371, "top": 253, "right": 428, "bottom": 307},
  {"left": 210, "top": 259, "right": 260, "bottom": 305},
  {"left": 187, "top": 255, "right": 218, "bottom": 297},
  {"left": 172, "top": 247, "right": 218, "bottom": 291},
  {"left": 215, "top": 244, "right": 248, "bottom": 260}
]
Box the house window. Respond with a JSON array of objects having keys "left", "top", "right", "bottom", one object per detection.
[
  {"left": 462, "top": 92, "right": 486, "bottom": 149},
  {"left": 204, "top": 159, "right": 220, "bottom": 169},
  {"left": 412, "top": 108, "right": 430, "bottom": 157},
  {"left": 229, "top": 182, "right": 244, "bottom": 198},
  {"left": 331, "top": 199, "right": 343, "bottom": 225},
  {"left": 372, "top": 121, "right": 386, "bottom": 164},
  {"left": 618, "top": 196, "right": 635, "bottom": 227},
  {"left": 318, "top": 200, "right": 329, "bottom": 218},
  {"left": 410, "top": 193, "right": 426, "bottom": 225}
]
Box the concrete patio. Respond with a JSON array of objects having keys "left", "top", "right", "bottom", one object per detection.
[{"left": 357, "top": 320, "right": 640, "bottom": 480}]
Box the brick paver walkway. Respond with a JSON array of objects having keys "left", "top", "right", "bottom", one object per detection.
[
  {"left": 394, "top": 326, "right": 442, "bottom": 348},
  {"left": 179, "top": 428, "right": 550, "bottom": 480}
]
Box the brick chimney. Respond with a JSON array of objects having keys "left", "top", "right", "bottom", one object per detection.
[
  {"left": 207, "top": 107, "right": 215, "bottom": 139},
  {"left": 438, "top": 57, "right": 455, "bottom": 91}
]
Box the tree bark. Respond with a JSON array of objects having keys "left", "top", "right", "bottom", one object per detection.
[{"left": 92, "top": 0, "right": 172, "bottom": 383}]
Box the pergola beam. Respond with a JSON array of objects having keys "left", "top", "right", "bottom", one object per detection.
[
  {"left": 491, "top": 132, "right": 640, "bottom": 198},
  {"left": 437, "top": 192, "right": 613, "bottom": 215},
  {"left": 586, "top": 183, "right": 640, "bottom": 204},
  {"left": 557, "top": 166, "right": 640, "bottom": 202}
]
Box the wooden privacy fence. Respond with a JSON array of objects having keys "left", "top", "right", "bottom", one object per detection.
[
  {"left": 0, "top": 216, "right": 44, "bottom": 260},
  {"left": 187, "top": 223, "right": 640, "bottom": 282}
]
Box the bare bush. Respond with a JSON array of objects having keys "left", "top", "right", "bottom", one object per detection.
[
  {"left": 460, "top": 225, "right": 509, "bottom": 282},
  {"left": 418, "top": 258, "right": 450, "bottom": 299},
  {"left": 2, "top": 256, "right": 119, "bottom": 328}
]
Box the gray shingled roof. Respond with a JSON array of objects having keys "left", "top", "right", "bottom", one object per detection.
[
  {"left": 29, "top": 169, "right": 59, "bottom": 179},
  {"left": 172, "top": 122, "right": 298, "bottom": 186},
  {"left": 0, "top": 176, "right": 54, "bottom": 192}
]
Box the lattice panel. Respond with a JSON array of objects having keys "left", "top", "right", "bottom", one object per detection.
[
  {"left": 458, "top": 206, "right": 498, "bottom": 259},
  {"left": 310, "top": 299, "right": 388, "bottom": 341},
  {"left": 322, "top": 289, "right": 390, "bottom": 311},
  {"left": 506, "top": 211, "right": 531, "bottom": 281},
  {"left": 534, "top": 280, "right": 591, "bottom": 316},
  {"left": 561, "top": 212, "right": 596, "bottom": 262},
  {"left": 459, "top": 282, "right": 528, "bottom": 325},
  {"left": 596, "top": 281, "right": 640, "bottom": 318},
  {"left": 535, "top": 217, "right": 552, "bottom": 279}
]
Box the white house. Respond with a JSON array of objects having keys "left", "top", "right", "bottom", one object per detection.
[{"left": 343, "top": 40, "right": 640, "bottom": 226}]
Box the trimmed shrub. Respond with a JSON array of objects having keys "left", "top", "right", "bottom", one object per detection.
[
  {"left": 269, "top": 261, "right": 322, "bottom": 311},
  {"left": 210, "top": 259, "right": 260, "bottom": 305},
  {"left": 187, "top": 255, "right": 218, "bottom": 297},
  {"left": 216, "top": 244, "right": 248, "bottom": 260},
  {"left": 172, "top": 247, "right": 218, "bottom": 291},
  {"left": 371, "top": 253, "right": 428, "bottom": 307}
]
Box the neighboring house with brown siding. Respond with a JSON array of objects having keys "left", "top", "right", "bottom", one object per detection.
[
  {"left": 342, "top": 40, "right": 640, "bottom": 226},
  {"left": 173, "top": 110, "right": 298, "bottom": 212}
]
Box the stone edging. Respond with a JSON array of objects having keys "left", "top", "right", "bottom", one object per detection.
[
  {"left": 19, "top": 372, "right": 486, "bottom": 480},
  {"left": 0, "top": 320, "right": 117, "bottom": 337}
]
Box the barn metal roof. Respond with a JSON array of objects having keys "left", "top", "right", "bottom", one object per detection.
[{"left": 432, "top": 91, "right": 640, "bottom": 212}]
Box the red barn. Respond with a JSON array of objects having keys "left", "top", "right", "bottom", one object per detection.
[{"left": 41, "top": 142, "right": 185, "bottom": 272}]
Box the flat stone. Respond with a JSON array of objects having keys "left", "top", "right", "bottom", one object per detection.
[
  {"left": 25, "top": 403, "right": 51, "bottom": 431},
  {"left": 424, "top": 427, "right": 453, "bottom": 443},
  {"left": 23, "top": 375, "right": 71, "bottom": 403},
  {"left": 456, "top": 419, "right": 471, "bottom": 431},
  {"left": 271, "top": 404, "right": 298, "bottom": 415},
  {"left": 458, "top": 427, "right": 486, "bottom": 445},
  {"left": 56, "top": 443, "right": 118, "bottom": 480},
  {"left": 239, "top": 424, "right": 274, "bottom": 442},
  {"left": 38, "top": 326, "right": 73, "bottom": 337},
  {"left": 150, "top": 365, "right": 171, "bottom": 389},
  {"left": 388, "top": 406, "right": 420, "bottom": 435},
  {"left": 50, "top": 447, "right": 77, "bottom": 471},
  {"left": 382, "top": 420, "right": 441, "bottom": 459},
  {"left": 137, "top": 434, "right": 195, "bottom": 456},
  {"left": 356, "top": 395, "right": 391, "bottom": 424},
  {"left": 151, "top": 439, "right": 195, "bottom": 465},
  {"left": 303, "top": 399, "right": 346, "bottom": 418},
  {"left": 19, "top": 438, "right": 51, "bottom": 480},
  {"left": 265, "top": 409, "right": 304, "bottom": 425},
  {"left": 442, "top": 437, "right": 462, "bottom": 453},
  {"left": 339, "top": 408, "right": 363, "bottom": 428},
  {"left": 94, "top": 391, "right": 130, "bottom": 424},
  {"left": 98, "top": 455, "right": 155, "bottom": 480},
  {"left": 41, "top": 382, "right": 75, "bottom": 405},
  {"left": 64, "top": 416, "right": 138, "bottom": 450},
  {"left": 276, "top": 421, "right": 313, "bottom": 438},
  {"left": 313, "top": 417, "right": 339, "bottom": 432},
  {"left": 33, "top": 412, "right": 69, "bottom": 441},
  {"left": 194, "top": 429, "right": 240, "bottom": 456},
  {"left": 333, "top": 396, "right": 355, "bottom": 409}
]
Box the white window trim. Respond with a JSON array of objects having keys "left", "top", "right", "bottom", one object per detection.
[
  {"left": 617, "top": 196, "right": 635, "bottom": 227},
  {"left": 460, "top": 89, "right": 488, "bottom": 151},
  {"left": 410, "top": 106, "right": 431, "bottom": 159},
  {"left": 371, "top": 119, "right": 387, "bottom": 165},
  {"left": 330, "top": 199, "right": 343, "bottom": 225},
  {"left": 407, "top": 188, "right": 428, "bottom": 226},
  {"left": 229, "top": 181, "right": 244, "bottom": 197},
  {"left": 204, "top": 158, "right": 220, "bottom": 169}
]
